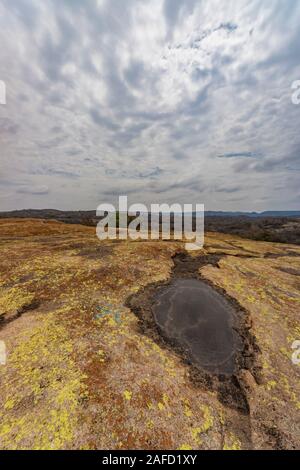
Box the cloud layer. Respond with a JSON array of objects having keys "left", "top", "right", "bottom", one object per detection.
[{"left": 0, "top": 0, "right": 300, "bottom": 211}]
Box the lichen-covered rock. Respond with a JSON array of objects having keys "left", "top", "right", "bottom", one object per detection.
[{"left": 0, "top": 219, "right": 299, "bottom": 449}]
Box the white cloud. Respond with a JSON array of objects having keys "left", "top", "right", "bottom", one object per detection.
[{"left": 0, "top": 0, "right": 300, "bottom": 211}]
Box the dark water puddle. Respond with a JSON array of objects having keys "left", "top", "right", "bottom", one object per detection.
[
  {"left": 152, "top": 278, "right": 242, "bottom": 376},
  {"left": 126, "top": 251, "right": 261, "bottom": 417}
]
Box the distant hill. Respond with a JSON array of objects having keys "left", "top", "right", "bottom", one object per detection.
[
  {"left": 0, "top": 209, "right": 98, "bottom": 226},
  {"left": 1, "top": 209, "right": 300, "bottom": 219},
  {"left": 205, "top": 211, "right": 300, "bottom": 218},
  {"left": 0, "top": 208, "right": 300, "bottom": 244}
]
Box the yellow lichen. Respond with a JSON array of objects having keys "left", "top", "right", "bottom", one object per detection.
[
  {"left": 0, "top": 287, "right": 34, "bottom": 315},
  {"left": 123, "top": 390, "right": 132, "bottom": 401},
  {"left": 223, "top": 433, "right": 241, "bottom": 451},
  {"left": 178, "top": 444, "right": 193, "bottom": 450}
]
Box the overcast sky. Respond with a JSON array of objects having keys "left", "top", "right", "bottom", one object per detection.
[{"left": 0, "top": 0, "right": 300, "bottom": 211}]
